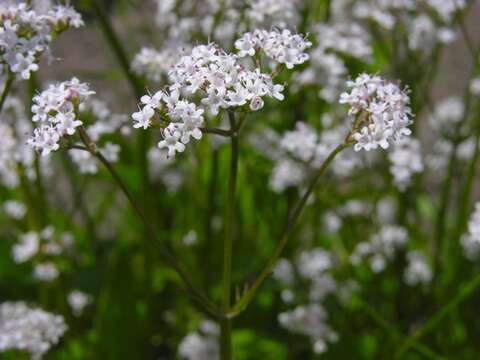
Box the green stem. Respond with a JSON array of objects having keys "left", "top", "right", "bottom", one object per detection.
[
  {"left": 396, "top": 272, "right": 480, "bottom": 358},
  {"left": 229, "top": 141, "right": 350, "bottom": 316},
  {"left": 72, "top": 141, "right": 220, "bottom": 319},
  {"left": 0, "top": 72, "right": 14, "bottom": 115},
  {"left": 220, "top": 111, "right": 239, "bottom": 360}
]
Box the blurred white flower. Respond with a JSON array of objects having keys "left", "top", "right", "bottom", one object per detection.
[
  {"left": 404, "top": 251, "right": 432, "bottom": 286},
  {"left": 0, "top": 301, "right": 67, "bottom": 359},
  {"left": 3, "top": 200, "right": 26, "bottom": 219},
  {"left": 67, "top": 290, "right": 92, "bottom": 316}
]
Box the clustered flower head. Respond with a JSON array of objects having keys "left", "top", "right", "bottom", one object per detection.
[
  {"left": 27, "top": 78, "right": 95, "bottom": 156},
  {"left": 132, "top": 29, "right": 311, "bottom": 158},
  {"left": 234, "top": 29, "right": 312, "bottom": 69},
  {"left": 0, "top": 2, "right": 83, "bottom": 79},
  {"left": 339, "top": 73, "right": 413, "bottom": 151},
  {"left": 350, "top": 224, "right": 408, "bottom": 273},
  {"left": 132, "top": 88, "right": 205, "bottom": 158},
  {"left": 461, "top": 203, "right": 480, "bottom": 260},
  {"left": 0, "top": 301, "right": 67, "bottom": 359}
]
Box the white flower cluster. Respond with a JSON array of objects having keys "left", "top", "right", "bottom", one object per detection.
[
  {"left": 351, "top": 225, "right": 408, "bottom": 273},
  {"left": 278, "top": 304, "right": 338, "bottom": 355},
  {"left": 461, "top": 203, "right": 480, "bottom": 260},
  {"left": 132, "top": 88, "right": 205, "bottom": 158},
  {"left": 133, "top": 30, "right": 310, "bottom": 158},
  {"left": 28, "top": 78, "right": 95, "bottom": 156},
  {"left": 0, "top": 301, "right": 67, "bottom": 359},
  {"left": 67, "top": 290, "right": 92, "bottom": 317},
  {"left": 403, "top": 251, "right": 432, "bottom": 286},
  {"left": 131, "top": 47, "right": 182, "bottom": 83},
  {"left": 169, "top": 42, "right": 285, "bottom": 114},
  {"left": 178, "top": 321, "right": 219, "bottom": 360},
  {"left": 388, "top": 137, "right": 424, "bottom": 191},
  {"left": 0, "top": 2, "right": 83, "bottom": 79},
  {"left": 235, "top": 29, "right": 311, "bottom": 69},
  {"left": 340, "top": 74, "right": 413, "bottom": 152},
  {"left": 12, "top": 226, "right": 74, "bottom": 282}
]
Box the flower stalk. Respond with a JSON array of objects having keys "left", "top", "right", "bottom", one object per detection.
[
  {"left": 229, "top": 138, "right": 351, "bottom": 317},
  {"left": 74, "top": 129, "right": 221, "bottom": 319},
  {"left": 220, "top": 111, "right": 240, "bottom": 359}
]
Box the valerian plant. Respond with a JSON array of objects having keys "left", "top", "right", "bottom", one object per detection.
[{"left": 1, "top": 0, "right": 480, "bottom": 359}]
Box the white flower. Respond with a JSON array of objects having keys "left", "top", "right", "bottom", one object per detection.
[
  {"left": 404, "top": 251, "right": 432, "bottom": 286},
  {"left": 158, "top": 124, "right": 186, "bottom": 158},
  {"left": 0, "top": 301, "right": 67, "bottom": 359},
  {"left": 67, "top": 290, "right": 92, "bottom": 316},
  {"left": 33, "top": 262, "right": 59, "bottom": 282},
  {"left": 12, "top": 232, "right": 39, "bottom": 263},
  {"left": 3, "top": 200, "right": 26, "bottom": 219},
  {"left": 340, "top": 74, "right": 413, "bottom": 152}
]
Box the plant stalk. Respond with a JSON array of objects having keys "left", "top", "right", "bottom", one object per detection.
[
  {"left": 220, "top": 111, "right": 239, "bottom": 360},
  {"left": 229, "top": 140, "right": 350, "bottom": 316}
]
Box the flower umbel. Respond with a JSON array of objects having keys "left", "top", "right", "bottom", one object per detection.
[
  {"left": 27, "top": 78, "right": 95, "bottom": 156},
  {"left": 339, "top": 74, "right": 413, "bottom": 151}
]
